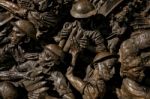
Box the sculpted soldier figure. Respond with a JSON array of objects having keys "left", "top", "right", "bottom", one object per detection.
[
  {"left": 0, "top": 69, "right": 36, "bottom": 99},
  {"left": 0, "top": 0, "right": 64, "bottom": 38},
  {"left": 106, "top": 1, "right": 132, "bottom": 54},
  {"left": 55, "top": 0, "right": 107, "bottom": 54},
  {"left": 0, "top": 19, "right": 46, "bottom": 99},
  {"left": 117, "top": 1, "right": 150, "bottom": 99},
  {"left": 107, "top": 0, "right": 145, "bottom": 54},
  {"left": 15, "top": 44, "right": 75, "bottom": 99},
  {"left": 0, "top": 19, "right": 41, "bottom": 68},
  {"left": 0, "top": 44, "right": 74, "bottom": 99},
  {"left": 1, "top": 0, "right": 150, "bottom": 99},
  {"left": 66, "top": 38, "right": 117, "bottom": 99}
]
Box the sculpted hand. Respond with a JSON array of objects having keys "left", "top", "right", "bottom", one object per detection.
[
  {"left": 79, "top": 35, "right": 89, "bottom": 49},
  {"left": 69, "top": 37, "right": 80, "bottom": 56},
  {"left": 24, "top": 71, "right": 48, "bottom": 98},
  {"left": 60, "top": 23, "right": 72, "bottom": 39},
  {"left": 28, "top": 86, "right": 49, "bottom": 99},
  {"left": 69, "top": 37, "right": 81, "bottom": 66},
  {"left": 22, "top": 71, "right": 34, "bottom": 80}
]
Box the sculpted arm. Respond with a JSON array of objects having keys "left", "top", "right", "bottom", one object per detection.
[
  {"left": 66, "top": 66, "right": 87, "bottom": 94},
  {"left": 0, "top": 70, "right": 31, "bottom": 81}
]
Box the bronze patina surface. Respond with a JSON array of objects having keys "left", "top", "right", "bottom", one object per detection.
[{"left": 0, "top": 0, "right": 149, "bottom": 99}]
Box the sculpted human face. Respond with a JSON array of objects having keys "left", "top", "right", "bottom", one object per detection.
[
  {"left": 39, "top": 49, "right": 61, "bottom": 66},
  {"left": 127, "top": 67, "right": 145, "bottom": 82},
  {"left": 94, "top": 58, "right": 116, "bottom": 81},
  {"left": 11, "top": 26, "right": 25, "bottom": 45}
]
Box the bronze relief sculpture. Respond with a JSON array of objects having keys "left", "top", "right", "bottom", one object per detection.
[{"left": 0, "top": 0, "right": 149, "bottom": 99}]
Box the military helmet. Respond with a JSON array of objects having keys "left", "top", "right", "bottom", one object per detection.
[
  {"left": 93, "top": 52, "right": 116, "bottom": 63},
  {"left": 12, "top": 20, "right": 36, "bottom": 39},
  {"left": 70, "top": 0, "right": 96, "bottom": 18},
  {"left": 0, "top": 82, "right": 19, "bottom": 99},
  {"left": 45, "top": 44, "right": 65, "bottom": 61}
]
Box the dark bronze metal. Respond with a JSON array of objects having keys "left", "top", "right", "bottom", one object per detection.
[{"left": 0, "top": 0, "right": 149, "bottom": 99}]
